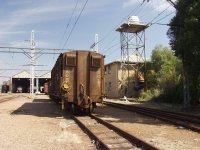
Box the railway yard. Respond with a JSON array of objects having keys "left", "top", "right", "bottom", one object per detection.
[
  {"left": 0, "top": 0, "right": 200, "bottom": 149},
  {"left": 0, "top": 93, "right": 200, "bottom": 150}
]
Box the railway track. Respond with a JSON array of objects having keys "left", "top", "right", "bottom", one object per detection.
[
  {"left": 104, "top": 101, "right": 200, "bottom": 133},
  {"left": 72, "top": 114, "right": 159, "bottom": 150}
]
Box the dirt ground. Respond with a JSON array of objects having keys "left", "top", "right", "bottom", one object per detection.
[
  {"left": 0, "top": 94, "right": 95, "bottom": 150},
  {"left": 94, "top": 101, "right": 200, "bottom": 150},
  {"left": 1, "top": 94, "right": 200, "bottom": 150}
]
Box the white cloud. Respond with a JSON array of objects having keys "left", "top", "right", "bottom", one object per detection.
[
  {"left": 0, "top": 0, "right": 111, "bottom": 41},
  {"left": 0, "top": 5, "right": 71, "bottom": 29}
]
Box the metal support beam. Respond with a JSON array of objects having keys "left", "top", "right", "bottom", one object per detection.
[
  {"left": 30, "top": 30, "right": 35, "bottom": 98},
  {"left": 116, "top": 19, "right": 149, "bottom": 97}
]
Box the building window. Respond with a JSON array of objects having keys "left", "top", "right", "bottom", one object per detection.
[
  {"left": 108, "top": 82, "right": 112, "bottom": 91},
  {"left": 108, "top": 66, "right": 111, "bottom": 74},
  {"left": 104, "top": 67, "right": 107, "bottom": 75}
]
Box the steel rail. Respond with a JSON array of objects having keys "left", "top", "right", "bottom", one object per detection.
[
  {"left": 90, "top": 114, "right": 159, "bottom": 150},
  {"left": 131, "top": 106, "right": 200, "bottom": 124},
  {"left": 104, "top": 101, "right": 200, "bottom": 133},
  {"left": 72, "top": 115, "right": 159, "bottom": 150},
  {"left": 72, "top": 115, "right": 110, "bottom": 150},
  {"left": 105, "top": 101, "right": 200, "bottom": 122}
]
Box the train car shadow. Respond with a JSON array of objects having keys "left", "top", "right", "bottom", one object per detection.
[
  {"left": 94, "top": 105, "right": 169, "bottom": 126},
  {"left": 11, "top": 98, "right": 70, "bottom": 118}
]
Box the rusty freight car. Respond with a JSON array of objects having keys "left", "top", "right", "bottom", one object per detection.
[
  {"left": 43, "top": 82, "right": 49, "bottom": 95},
  {"left": 1, "top": 85, "right": 9, "bottom": 93},
  {"left": 49, "top": 50, "right": 105, "bottom": 114}
]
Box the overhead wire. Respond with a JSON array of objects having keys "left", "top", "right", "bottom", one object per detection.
[
  {"left": 106, "top": 46, "right": 121, "bottom": 60},
  {"left": 147, "top": 4, "right": 171, "bottom": 25},
  {"left": 61, "top": 0, "right": 89, "bottom": 50},
  {"left": 103, "top": 1, "right": 175, "bottom": 63},
  {"left": 101, "top": 1, "right": 149, "bottom": 55},
  {"left": 101, "top": 34, "right": 118, "bottom": 52},
  {"left": 58, "top": 0, "right": 79, "bottom": 50},
  {"left": 95, "top": 1, "right": 147, "bottom": 53},
  {"left": 151, "top": 11, "right": 175, "bottom": 25},
  {"left": 99, "top": 1, "right": 150, "bottom": 63}
]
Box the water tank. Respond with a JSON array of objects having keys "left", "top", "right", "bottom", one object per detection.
[{"left": 128, "top": 16, "right": 140, "bottom": 24}]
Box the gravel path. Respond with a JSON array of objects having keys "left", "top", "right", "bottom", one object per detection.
[
  {"left": 1, "top": 94, "right": 200, "bottom": 150},
  {"left": 0, "top": 94, "right": 95, "bottom": 150},
  {"left": 94, "top": 103, "right": 200, "bottom": 150}
]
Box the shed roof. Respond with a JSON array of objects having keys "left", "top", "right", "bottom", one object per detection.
[
  {"left": 12, "top": 70, "right": 51, "bottom": 79},
  {"left": 12, "top": 70, "right": 30, "bottom": 78},
  {"left": 39, "top": 72, "right": 51, "bottom": 78}
]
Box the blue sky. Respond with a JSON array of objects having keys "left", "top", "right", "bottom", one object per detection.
[{"left": 0, "top": 0, "right": 176, "bottom": 84}]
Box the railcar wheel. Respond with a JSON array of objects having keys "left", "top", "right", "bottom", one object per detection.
[
  {"left": 89, "top": 104, "right": 94, "bottom": 113},
  {"left": 85, "top": 104, "right": 94, "bottom": 114},
  {"left": 70, "top": 103, "right": 77, "bottom": 115},
  {"left": 64, "top": 101, "right": 70, "bottom": 111}
]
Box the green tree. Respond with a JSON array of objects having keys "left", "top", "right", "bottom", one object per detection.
[
  {"left": 167, "top": 0, "right": 200, "bottom": 106},
  {"left": 145, "top": 45, "right": 182, "bottom": 103}
]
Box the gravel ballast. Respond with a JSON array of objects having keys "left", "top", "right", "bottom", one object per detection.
[{"left": 0, "top": 94, "right": 95, "bottom": 150}]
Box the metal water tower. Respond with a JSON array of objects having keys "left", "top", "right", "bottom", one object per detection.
[{"left": 116, "top": 16, "right": 149, "bottom": 97}]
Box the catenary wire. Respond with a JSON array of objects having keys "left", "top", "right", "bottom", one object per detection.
[
  {"left": 151, "top": 11, "right": 175, "bottom": 25},
  {"left": 95, "top": 1, "right": 148, "bottom": 52},
  {"left": 61, "top": 0, "right": 89, "bottom": 50},
  {"left": 58, "top": 0, "right": 79, "bottom": 50},
  {"left": 147, "top": 4, "right": 171, "bottom": 25},
  {"left": 103, "top": 1, "right": 175, "bottom": 63}
]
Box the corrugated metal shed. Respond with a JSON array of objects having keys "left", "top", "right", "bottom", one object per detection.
[
  {"left": 12, "top": 70, "right": 30, "bottom": 78},
  {"left": 11, "top": 71, "right": 51, "bottom": 93},
  {"left": 39, "top": 72, "right": 51, "bottom": 78}
]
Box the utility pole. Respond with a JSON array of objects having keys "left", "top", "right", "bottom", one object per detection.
[
  {"left": 95, "top": 34, "right": 99, "bottom": 53},
  {"left": 36, "top": 63, "right": 39, "bottom": 94},
  {"left": 30, "top": 30, "right": 35, "bottom": 98},
  {"left": 90, "top": 33, "right": 99, "bottom": 52},
  {"left": 166, "top": 0, "right": 177, "bottom": 9}
]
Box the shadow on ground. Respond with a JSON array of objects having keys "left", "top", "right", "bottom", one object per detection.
[
  {"left": 94, "top": 105, "right": 176, "bottom": 127},
  {"left": 11, "top": 98, "right": 70, "bottom": 118}
]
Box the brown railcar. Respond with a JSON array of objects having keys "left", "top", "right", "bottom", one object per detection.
[
  {"left": 43, "top": 82, "right": 49, "bottom": 95},
  {"left": 49, "top": 50, "right": 104, "bottom": 113},
  {"left": 1, "top": 85, "right": 9, "bottom": 93}
]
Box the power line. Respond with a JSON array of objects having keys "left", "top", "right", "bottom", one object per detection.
[
  {"left": 101, "top": 1, "right": 174, "bottom": 61},
  {"left": 100, "top": 34, "right": 118, "bottom": 53},
  {"left": 132, "top": 1, "right": 148, "bottom": 17},
  {"left": 0, "top": 46, "right": 75, "bottom": 55},
  {"left": 153, "top": 23, "right": 183, "bottom": 27},
  {"left": 59, "top": 0, "right": 79, "bottom": 49},
  {"left": 0, "top": 69, "right": 50, "bottom": 71},
  {"left": 0, "top": 50, "right": 60, "bottom": 54},
  {"left": 62, "top": 0, "right": 89, "bottom": 49},
  {"left": 103, "top": 1, "right": 175, "bottom": 64},
  {"left": 0, "top": 46, "right": 66, "bottom": 51},
  {"left": 147, "top": 5, "right": 171, "bottom": 25},
  {"left": 166, "top": 0, "right": 177, "bottom": 9},
  {"left": 105, "top": 42, "right": 120, "bottom": 52},
  {"left": 151, "top": 11, "right": 175, "bottom": 24},
  {"left": 89, "top": 1, "right": 148, "bottom": 53},
  {"left": 126, "top": 0, "right": 147, "bottom": 18}
]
